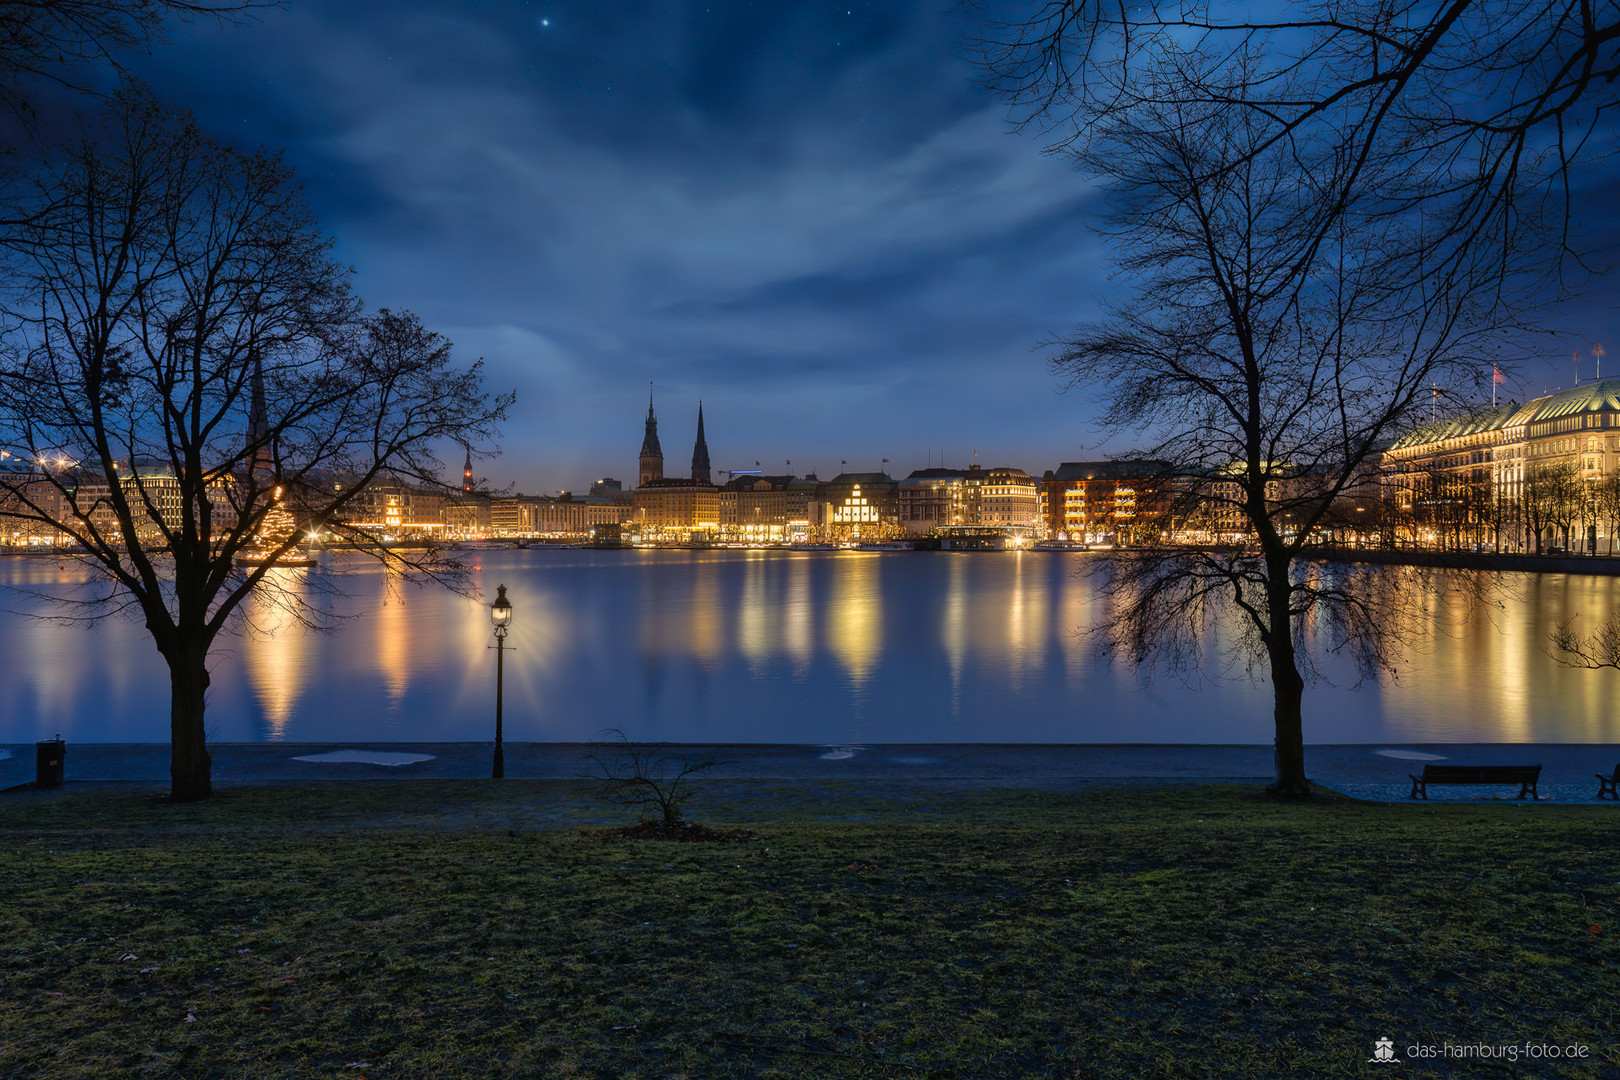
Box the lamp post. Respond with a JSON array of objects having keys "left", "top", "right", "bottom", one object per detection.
[{"left": 489, "top": 583, "right": 513, "bottom": 779}]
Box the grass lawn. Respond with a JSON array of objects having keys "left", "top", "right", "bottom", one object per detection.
[{"left": 0, "top": 780, "right": 1614, "bottom": 1078}]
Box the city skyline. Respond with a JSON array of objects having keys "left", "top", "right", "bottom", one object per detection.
[{"left": 98, "top": 1, "right": 1620, "bottom": 494}]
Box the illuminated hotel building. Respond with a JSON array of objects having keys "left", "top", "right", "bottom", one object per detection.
[
  {"left": 977, "top": 466, "right": 1041, "bottom": 533},
  {"left": 1380, "top": 379, "right": 1620, "bottom": 551},
  {"left": 719, "top": 474, "right": 815, "bottom": 542}
]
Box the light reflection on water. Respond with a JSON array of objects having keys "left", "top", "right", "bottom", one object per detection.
[{"left": 0, "top": 548, "right": 1616, "bottom": 745}]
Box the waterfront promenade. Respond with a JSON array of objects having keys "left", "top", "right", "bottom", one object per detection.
[{"left": 5, "top": 741, "right": 1617, "bottom": 801}]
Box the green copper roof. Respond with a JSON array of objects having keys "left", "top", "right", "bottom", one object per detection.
[
  {"left": 1388, "top": 404, "right": 1515, "bottom": 450},
  {"left": 1388, "top": 378, "right": 1620, "bottom": 451},
  {"left": 1528, "top": 379, "right": 1620, "bottom": 420}
]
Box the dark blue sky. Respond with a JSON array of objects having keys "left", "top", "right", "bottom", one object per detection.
[{"left": 126, "top": 0, "right": 1617, "bottom": 492}]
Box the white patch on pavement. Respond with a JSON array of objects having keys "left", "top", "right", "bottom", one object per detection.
[{"left": 291, "top": 750, "right": 435, "bottom": 766}]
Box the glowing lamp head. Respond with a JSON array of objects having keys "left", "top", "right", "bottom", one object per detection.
[{"left": 490, "top": 584, "right": 513, "bottom": 629}]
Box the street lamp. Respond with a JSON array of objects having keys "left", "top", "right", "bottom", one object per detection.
[{"left": 489, "top": 583, "right": 513, "bottom": 779}]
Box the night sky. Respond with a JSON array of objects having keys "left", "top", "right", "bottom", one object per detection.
[{"left": 116, "top": 0, "right": 1619, "bottom": 493}]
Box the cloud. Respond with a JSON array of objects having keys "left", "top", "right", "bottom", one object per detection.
[{"left": 134, "top": 0, "right": 1117, "bottom": 490}]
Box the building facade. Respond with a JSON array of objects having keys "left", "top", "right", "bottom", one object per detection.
[
  {"left": 976, "top": 467, "right": 1041, "bottom": 533},
  {"left": 1040, "top": 461, "right": 1171, "bottom": 542},
  {"left": 897, "top": 469, "right": 971, "bottom": 536},
  {"left": 719, "top": 474, "right": 814, "bottom": 543},
  {"left": 1379, "top": 380, "right": 1620, "bottom": 552},
  {"left": 811, "top": 472, "right": 900, "bottom": 541},
  {"left": 633, "top": 477, "right": 721, "bottom": 541}
]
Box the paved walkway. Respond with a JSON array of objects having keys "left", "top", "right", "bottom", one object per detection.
[{"left": 3, "top": 741, "right": 1616, "bottom": 802}]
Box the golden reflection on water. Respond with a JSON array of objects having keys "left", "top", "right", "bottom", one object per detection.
[
  {"left": 12, "top": 551, "right": 1620, "bottom": 744},
  {"left": 241, "top": 570, "right": 314, "bottom": 740},
  {"left": 942, "top": 555, "right": 968, "bottom": 707},
  {"left": 1059, "top": 559, "right": 1092, "bottom": 674},
  {"left": 1003, "top": 552, "right": 1049, "bottom": 688},
  {"left": 828, "top": 553, "right": 882, "bottom": 689},
  {"left": 688, "top": 559, "right": 724, "bottom": 664},
  {"left": 374, "top": 569, "right": 412, "bottom": 713},
  {"left": 737, "top": 552, "right": 772, "bottom": 667},
  {"left": 1379, "top": 571, "right": 1620, "bottom": 742},
  {"left": 783, "top": 555, "right": 814, "bottom": 672}
]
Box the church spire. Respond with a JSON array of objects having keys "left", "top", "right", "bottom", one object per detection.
[
  {"left": 691, "top": 400, "right": 711, "bottom": 483},
  {"left": 248, "top": 349, "right": 271, "bottom": 478},
  {"left": 638, "top": 383, "right": 664, "bottom": 487},
  {"left": 462, "top": 444, "right": 474, "bottom": 492}
]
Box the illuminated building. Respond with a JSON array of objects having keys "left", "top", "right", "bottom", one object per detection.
[
  {"left": 633, "top": 477, "right": 720, "bottom": 541},
  {"left": 1039, "top": 461, "right": 1172, "bottom": 542},
  {"left": 977, "top": 466, "right": 1041, "bottom": 534},
  {"left": 719, "top": 474, "right": 815, "bottom": 542},
  {"left": 897, "top": 469, "right": 971, "bottom": 535},
  {"left": 1380, "top": 379, "right": 1620, "bottom": 552},
  {"left": 0, "top": 453, "right": 72, "bottom": 546},
  {"left": 812, "top": 472, "right": 900, "bottom": 541},
  {"left": 336, "top": 478, "right": 448, "bottom": 538},
  {"left": 630, "top": 395, "right": 721, "bottom": 542},
  {"left": 444, "top": 493, "right": 492, "bottom": 536}
]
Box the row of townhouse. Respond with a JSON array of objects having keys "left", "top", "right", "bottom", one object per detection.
[
  {"left": 346, "top": 462, "right": 1189, "bottom": 546},
  {"left": 629, "top": 466, "right": 1049, "bottom": 544}
]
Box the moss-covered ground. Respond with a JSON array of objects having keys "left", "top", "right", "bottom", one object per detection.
[{"left": 0, "top": 781, "right": 1614, "bottom": 1078}]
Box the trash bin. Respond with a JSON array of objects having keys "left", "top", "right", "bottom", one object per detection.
[{"left": 35, "top": 737, "right": 65, "bottom": 788}]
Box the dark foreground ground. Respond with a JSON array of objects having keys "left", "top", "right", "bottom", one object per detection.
[{"left": 1, "top": 780, "right": 1615, "bottom": 1079}]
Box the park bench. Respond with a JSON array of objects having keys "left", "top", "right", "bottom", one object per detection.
[
  {"left": 1408, "top": 764, "right": 1541, "bottom": 800},
  {"left": 1598, "top": 765, "right": 1619, "bottom": 801}
]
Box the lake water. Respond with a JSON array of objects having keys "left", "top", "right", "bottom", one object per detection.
[{"left": 1, "top": 548, "right": 1616, "bottom": 745}]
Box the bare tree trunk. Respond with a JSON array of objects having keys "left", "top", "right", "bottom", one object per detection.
[
  {"left": 165, "top": 640, "right": 213, "bottom": 803},
  {"left": 1265, "top": 563, "right": 1311, "bottom": 797},
  {"left": 1268, "top": 654, "right": 1311, "bottom": 797}
]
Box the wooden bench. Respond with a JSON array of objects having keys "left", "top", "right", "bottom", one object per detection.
[
  {"left": 1409, "top": 764, "right": 1541, "bottom": 800},
  {"left": 1598, "top": 765, "right": 1619, "bottom": 801}
]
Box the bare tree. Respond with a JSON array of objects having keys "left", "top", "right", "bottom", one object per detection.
[
  {"left": 1522, "top": 460, "right": 1581, "bottom": 552},
  {"left": 0, "top": 92, "right": 510, "bottom": 801},
  {"left": 1593, "top": 471, "right": 1620, "bottom": 554},
  {"left": 1552, "top": 613, "right": 1620, "bottom": 668},
  {"left": 0, "top": 1, "right": 270, "bottom": 136},
  {"left": 585, "top": 728, "right": 718, "bottom": 829},
  {"left": 1056, "top": 75, "right": 1504, "bottom": 795},
  {"left": 970, "top": 0, "right": 1618, "bottom": 289}
]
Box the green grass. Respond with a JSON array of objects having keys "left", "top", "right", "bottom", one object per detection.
[{"left": 0, "top": 782, "right": 1615, "bottom": 1078}]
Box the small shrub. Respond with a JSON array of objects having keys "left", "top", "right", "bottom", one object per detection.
[{"left": 584, "top": 728, "right": 717, "bottom": 828}]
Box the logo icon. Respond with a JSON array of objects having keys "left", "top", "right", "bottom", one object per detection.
[{"left": 1369, "top": 1037, "right": 1400, "bottom": 1064}]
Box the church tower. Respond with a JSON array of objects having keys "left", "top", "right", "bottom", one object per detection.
[
  {"left": 691, "top": 400, "right": 711, "bottom": 484},
  {"left": 247, "top": 350, "right": 271, "bottom": 479},
  {"left": 638, "top": 385, "right": 664, "bottom": 488},
  {"left": 462, "top": 444, "right": 474, "bottom": 492}
]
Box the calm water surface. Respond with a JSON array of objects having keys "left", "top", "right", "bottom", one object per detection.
[{"left": 1, "top": 548, "right": 1616, "bottom": 744}]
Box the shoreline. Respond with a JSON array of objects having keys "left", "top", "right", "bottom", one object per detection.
[{"left": 4, "top": 741, "right": 1615, "bottom": 796}]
